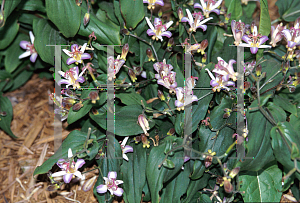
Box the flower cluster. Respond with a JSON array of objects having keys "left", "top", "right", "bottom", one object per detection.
[
  {"left": 154, "top": 59, "right": 177, "bottom": 94},
  {"left": 206, "top": 57, "right": 237, "bottom": 92},
  {"left": 181, "top": 9, "right": 213, "bottom": 33}
]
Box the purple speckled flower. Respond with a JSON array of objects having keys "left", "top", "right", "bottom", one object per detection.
[
  {"left": 19, "top": 31, "right": 38, "bottom": 63},
  {"left": 96, "top": 172, "right": 124, "bottom": 196},
  {"left": 194, "top": 0, "right": 222, "bottom": 18},
  {"left": 51, "top": 148, "right": 85, "bottom": 184},
  {"left": 58, "top": 66, "right": 86, "bottom": 89},
  {"left": 143, "top": 0, "right": 164, "bottom": 10},
  {"left": 146, "top": 17, "right": 173, "bottom": 41},
  {"left": 181, "top": 9, "right": 212, "bottom": 33},
  {"left": 63, "top": 43, "right": 91, "bottom": 65}
]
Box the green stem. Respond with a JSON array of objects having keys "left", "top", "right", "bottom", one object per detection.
[
  {"left": 197, "top": 91, "right": 213, "bottom": 101},
  {"left": 259, "top": 70, "right": 281, "bottom": 91},
  {"left": 271, "top": 18, "right": 281, "bottom": 25}
]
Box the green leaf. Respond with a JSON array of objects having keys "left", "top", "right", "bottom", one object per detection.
[
  {"left": 18, "top": 0, "right": 46, "bottom": 12},
  {"left": 248, "top": 93, "right": 272, "bottom": 112},
  {"left": 160, "top": 165, "right": 191, "bottom": 203},
  {"left": 91, "top": 105, "right": 155, "bottom": 136},
  {"left": 276, "top": 0, "right": 300, "bottom": 22},
  {"left": 45, "top": 0, "right": 81, "bottom": 38},
  {"left": 120, "top": 0, "right": 145, "bottom": 29},
  {"left": 78, "top": 2, "right": 121, "bottom": 46},
  {"left": 9, "top": 65, "right": 34, "bottom": 91},
  {"left": 146, "top": 136, "right": 184, "bottom": 203},
  {"left": 115, "top": 89, "right": 147, "bottom": 106},
  {"left": 67, "top": 100, "right": 92, "bottom": 124},
  {"left": 33, "top": 130, "right": 89, "bottom": 176},
  {"left": 182, "top": 172, "right": 211, "bottom": 203},
  {"left": 273, "top": 95, "right": 297, "bottom": 116},
  {"left": 121, "top": 143, "right": 147, "bottom": 203},
  {"left": 33, "top": 19, "right": 68, "bottom": 65},
  {"left": 266, "top": 102, "right": 286, "bottom": 123},
  {"left": 256, "top": 0, "right": 271, "bottom": 61},
  {"left": 227, "top": 0, "right": 243, "bottom": 21},
  {"left": 0, "top": 12, "right": 19, "bottom": 50},
  {"left": 2, "top": 0, "right": 21, "bottom": 23},
  {"left": 163, "top": 159, "right": 175, "bottom": 169},
  {"left": 239, "top": 162, "right": 282, "bottom": 202},
  {"left": 235, "top": 110, "right": 275, "bottom": 171},
  {"left": 270, "top": 122, "right": 300, "bottom": 180},
  {"left": 0, "top": 93, "right": 17, "bottom": 138},
  {"left": 98, "top": 1, "right": 119, "bottom": 25},
  {"left": 0, "top": 70, "right": 14, "bottom": 92},
  {"left": 4, "top": 33, "right": 25, "bottom": 73}
]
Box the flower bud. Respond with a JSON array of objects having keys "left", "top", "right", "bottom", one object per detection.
[
  {"left": 157, "top": 90, "right": 165, "bottom": 101},
  {"left": 146, "top": 48, "right": 155, "bottom": 62},
  {"left": 136, "top": 89, "right": 142, "bottom": 94},
  {"left": 178, "top": 7, "right": 184, "bottom": 21},
  {"left": 121, "top": 43, "right": 129, "bottom": 60},
  {"left": 256, "top": 64, "right": 262, "bottom": 76},
  {"left": 133, "top": 66, "right": 142, "bottom": 76},
  {"left": 198, "top": 39, "right": 208, "bottom": 55},
  {"left": 83, "top": 13, "right": 90, "bottom": 26},
  {"left": 73, "top": 102, "right": 83, "bottom": 111},
  {"left": 167, "top": 38, "right": 174, "bottom": 51},
  {"left": 141, "top": 134, "right": 150, "bottom": 148},
  {"left": 281, "top": 61, "right": 289, "bottom": 74},
  {"left": 134, "top": 135, "right": 141, "bottom": 143},
  {"left": 225, "top": 13, "right": 231, "bottom": 21},
  {"left": 229, "top": 167, "right": 240, "bottom": 178},
  {"left": 121, "top": 28, "right": 129, "bottom": 35},
  {"left": 204, "top": 156, "right": 213, "bottom": 168},
  {"left": 91, "top": 108, "right": 99, "bottom": 115},
  {"left": 91, "top": 0, "right": 95, "bottom": 4},
  {"left": 158, "top": 9, "right": 163, "bottom": 17},
  {"left": 167, "top": 128, "right": 175, "bottom": 136},
  {"left": 75, "top": 0, "right": 82, "bottom": 6},
  {"left": 224, "top": 178, "right": 233, "bottom": 193},
  {"left": 202, "top": 53, "right": 207, "bottom": 63},
  {"left": 89, "top": 91, "right": 99, "bottom": 104},
  {"left": 82, "top": 176, "right": 97, "bottom": 192},
  {"left": 128, "top": 69, "right": 137, "bottom": 82},
  {"left": 216, "top": 176, "right": 224, "bottom": 185},
  {"left": 244, "top": 81, "right": 251, "bottom": 90},
  {"left": 138, "top": 114, "right": 150, "bottom": 136}
]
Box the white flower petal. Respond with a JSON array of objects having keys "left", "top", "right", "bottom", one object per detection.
[
  {"left": 68, "top": 148, "right": 73, "bottom": 158},
  {"left": 165, "top": 21, "right": 173, "bottom": 29},
  {"left": 51, "top": 171, "right": 67, "bottom": 177},
  {"left": 186, "top": 9, "right": 193, "bottom": 23},
  {"left": 63, "top": 49, "right": 72, "bottom": 57},
  {"left": 19, "top": 51, "right": 31, "bottom": 59},
  {"left": 121, "top": 136, "right": 129, "bottom": 146},
  {"left": 145, "top": 17, "right": 155, "bottom": 31},
  {"left": 80, "top": 43, "right": 87, "bottom": 53},
  {"left": 29, "top": 31, "right": 35, "bottom": 44}
]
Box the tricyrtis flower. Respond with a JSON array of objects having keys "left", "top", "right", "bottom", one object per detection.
[
  {"left": 194, "top": 0, "right": 223, "bottom": 18},
  {"left": 19, "top": 31, "right": 38, "bottom": 63},
  {"left": 63, "top": 43, "right": 91, "bottom": 65},
  {"left": 58, "top": 66, "right": 86, "bottom": 89},
  {"left": 239, "top": 26, "right": 271, "bottom": 54},
  {"left": 153, "top": 59, "right": 173, "bottom": 80},
  {"left": 52, "top": 148, "right": 85, "bottom": 184},
  {"left": 206, "top": 68, "right": 235, "bottom": 92},
  {"left": 138, "top": 115, "right": 150, "bottom": 136},
  {"left": 269, "top": 23, "right": 286, "bottom": 47},
  {"left": 231, "top": 20, "right": 245, "bottom": 46},
  {"left": 282, "top": 18, "right": 300, "bottom": 51},
  {"left": 186, "top": 76, "right": 198, "bottom": 91},
  {"left": 107, "top": 55, "right": 125, "bottom": 81},
  {"left": 143, "top": 0, "right": 164, "bottom": 10},
  {"left": 213, "top": 57, "right": 238, "bottom": 82},
  {"left": 146, "top": 17, "right": 173, "bottom": 41},
  {"left": 181, "top": 9, "right": 213, "bottom": 32},
  {"left": 175, "top": 87, "right": 198, "bottom": 110},
  {"left": 120, "top": 137, "right": 133, "bottom": 161},
  {"left": 96, "top": 171, "right": 124, "bottom": 197},
  {"left": 141, "top": 134, "right": 150, "bottom": 148},
  {"left": 158, "top": 72, "right": 177, "bottom": 94}
]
